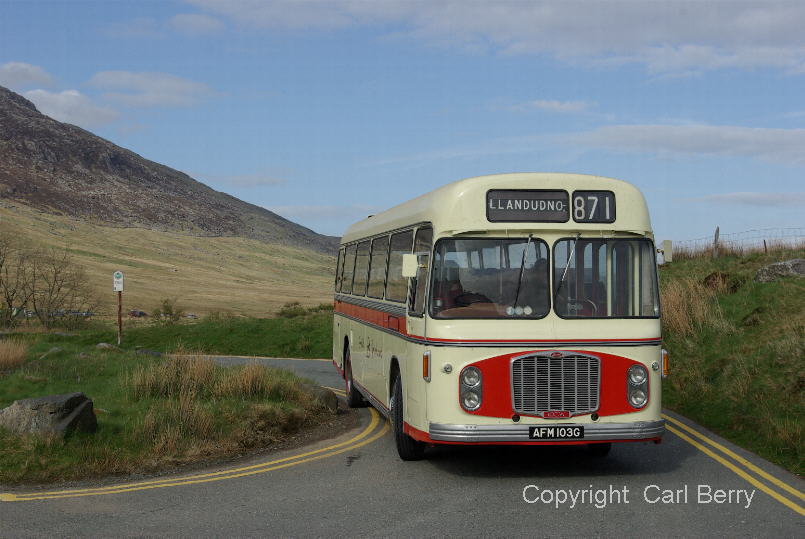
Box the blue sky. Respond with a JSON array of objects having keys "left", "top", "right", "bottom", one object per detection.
[{"left": 1, "top": 1, "right": 803, "bottom": 242}]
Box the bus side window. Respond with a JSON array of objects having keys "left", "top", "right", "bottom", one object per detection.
[
  {"left": 409, "top": 227, "right": 433, "bottom": 316},
  {"left": 341, "top": 244, "right": 357, "bottom": 295},
  {"left": 335, "top": 248, "right": 345, "bottom": 292},
  {"left": 367, "top": 236, "right": 389, "bottom": 299},
  {"left": 352, "top": 241, "right": 371, "bottom": 296},
  {"left": 386, "top": 230, "right": 414, "bottom": 302}
]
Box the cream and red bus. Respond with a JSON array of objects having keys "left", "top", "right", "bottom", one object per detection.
[{"left": 332, "top": 173, "right": 667, "bottom": 460}]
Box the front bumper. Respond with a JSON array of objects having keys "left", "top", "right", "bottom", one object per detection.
[{"left": 429, "top": 419, "right": 665, "bottom": 443}]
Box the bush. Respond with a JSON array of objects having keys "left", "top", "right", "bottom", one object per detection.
[
  {"left": 0, "top": 338, "right": 28, "bottom": 373},
  {"left": 152, "top": 298, "right": 184, "bottom": 325},
  {"left": 277, "top": 301, "right": 333, "bottom": 318}
]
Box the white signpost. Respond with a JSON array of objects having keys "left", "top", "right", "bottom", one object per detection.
[
  {"left": 113, "top": 271, "right": 124, "bottom": 292},
  {"left": 113, "top": 271, "right": 124, "bottom": 345}
]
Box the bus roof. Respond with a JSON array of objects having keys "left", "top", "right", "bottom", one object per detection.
[{"left": 341, "top": 173, "right": 652, "bottom": 244}]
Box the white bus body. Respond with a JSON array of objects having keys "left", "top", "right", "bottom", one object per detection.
[{"left": 332, "top": 173, "right": 666, "bottom": 460}]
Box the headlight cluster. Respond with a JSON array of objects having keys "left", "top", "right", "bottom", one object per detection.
[
  {"left": 627, "top": 364, "right": 649, "bottom": 409},
  {"left": 460, "top": 366, "right": 482, "bottom": 411}
]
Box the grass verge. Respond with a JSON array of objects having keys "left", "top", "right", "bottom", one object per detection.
[
  {"left": 0, "top": 337, "right": 335, "bottom": 484},
  {"left": 59, "top": 305, "right": 335, "bottom": 359},
  {"left": 660, "top": 245, "right": 804, "bottom": 474}
]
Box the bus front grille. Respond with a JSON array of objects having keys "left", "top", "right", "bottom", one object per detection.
[{"left": 511, "top": 354, "right": 600, "bottom": 416}]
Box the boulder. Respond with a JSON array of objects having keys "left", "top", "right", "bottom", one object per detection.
[
  {"left": 754, "top": 259, "right": 805, "bottom": 283},
  {"left": 96, "top": 342, "right": 117, "bottom": 350},
  {"left": 0, "top": 392, "right": 97, "bottom": 437}
]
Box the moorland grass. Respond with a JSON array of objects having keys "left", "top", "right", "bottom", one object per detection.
[
  {"left": 659, "top": 245, "right": 804, "bottom": 474},
  {"left": 0, "top": 335, "right": 332, "bottom": 484}
]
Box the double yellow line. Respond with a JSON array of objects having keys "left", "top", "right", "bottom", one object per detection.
[
  {"left": 663, "top": 413, "right": 804, "bottom": 516},
  {"left": 1, "top": 389, "right": 388, "bottom": 503}
]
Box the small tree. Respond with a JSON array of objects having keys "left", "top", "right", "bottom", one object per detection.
[
  {"left": 153, "top": 298, "right": 184, "bottom": 325},
  {"left": 29, "top": 247, "right": 97, "bottom": 329},
  {"left": 0, "top": 232, "right": 34, "bottom": 329}
]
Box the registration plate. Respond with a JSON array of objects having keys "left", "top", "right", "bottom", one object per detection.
[{"left": 528, "top": 426, "right": 584, "bottom": 440}]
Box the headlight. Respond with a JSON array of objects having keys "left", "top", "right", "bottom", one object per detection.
[
  {"left": 626, "top": 363, "right": 649, "bottom": 409},
  {"left": 462, "top": 390, "right": 481, "bottom": 411},
  {"left": 628, "top": 365, "right": 647, "bottom": 386},
  {"left": 460, "top": 366, "right": 482, "bottom": 411},
  {"left": 461, "top": 366, "right": 481, "bottom": 387},
  {"left": 629, "top": 389, "right": 647, "bottom": 408}
]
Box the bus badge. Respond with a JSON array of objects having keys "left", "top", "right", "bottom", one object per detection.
[{"left": 543, "top": 410, "right": 571, "bottom": 419}]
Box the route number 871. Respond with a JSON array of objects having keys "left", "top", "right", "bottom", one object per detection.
[{"left": 572, "top": 191, "right": 615, "bottom": 223}]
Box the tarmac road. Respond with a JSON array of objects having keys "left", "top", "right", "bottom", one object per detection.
[{"left": 1, "top": 357, "right": 802, "bottom": 537}]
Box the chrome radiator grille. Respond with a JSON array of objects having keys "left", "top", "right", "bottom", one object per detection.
[{"left": 511, "top": 354, "right": 600, "bottom": 415}]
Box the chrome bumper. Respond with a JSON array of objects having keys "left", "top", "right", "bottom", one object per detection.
[{"left": 429, "top": 419, "right": 665, "bottom": 443}]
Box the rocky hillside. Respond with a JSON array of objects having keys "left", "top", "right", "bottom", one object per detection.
[{"left": 0, "top": 86, "right": 337, "bottom": 253}]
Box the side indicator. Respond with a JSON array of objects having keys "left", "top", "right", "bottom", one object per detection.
[
  {"left": 423, "top": 351, "right": 431, "bottom": 382},
  {"left": 662, "top": 349, "right": 670, "bottom": 378}
]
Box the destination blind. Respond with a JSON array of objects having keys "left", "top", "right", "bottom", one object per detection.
[{"left": 486, "top": 190, "right": 569, "bottom": 222}]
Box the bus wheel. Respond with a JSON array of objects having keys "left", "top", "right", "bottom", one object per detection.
[
  {"left": 345, "top": 348, "right": 367, "bottom": 408},
  {"left": 587, "top": 442, "right": 611, "bottom": 457},
  {"left": 390, "top": 374, "right": 425, "bottom": 461}
]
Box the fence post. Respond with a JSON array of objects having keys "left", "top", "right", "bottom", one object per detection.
[
  {"left": 763, "top": 239, "right": 768, "bottom": 254},
  {"left": 712, "top": 226, "right": 720, "bottom": 258}
]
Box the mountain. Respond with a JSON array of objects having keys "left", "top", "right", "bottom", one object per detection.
[{"left": 0, "top": 86, "right": 338, "bottom": 254}]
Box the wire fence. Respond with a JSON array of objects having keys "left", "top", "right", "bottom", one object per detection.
[{"left": 672, "top": 227, "right": 805, "bottom": 258}]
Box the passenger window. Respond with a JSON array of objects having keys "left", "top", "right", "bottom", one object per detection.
[
  {"left": 341, "top": 244, "right": 357, "bottom": 294},
  {"left": 335, "top": 248, "right": 345, "bottom": 292},
  {"left": 352, "top": 241, "right": 371, "bottom": 296},
  {"left": 367, "top": 236, "right": 389, "bottom": 299},
  {"left": 386, "top": 230, "right": 414, "bottom": 302},
  {"left": 409, "top": 227, "right": 432, "bottom": 316}
]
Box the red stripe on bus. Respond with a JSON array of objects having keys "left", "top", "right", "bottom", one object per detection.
[
  {"left": 335, "top": 300, "right": 658, "bottom": 344},
  {"left": 335, "top": 300, "right": 407, "bottom": 334}
]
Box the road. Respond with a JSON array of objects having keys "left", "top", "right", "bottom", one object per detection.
[{"left": 1, "top": 357, "right": 803, "bottom": 536}]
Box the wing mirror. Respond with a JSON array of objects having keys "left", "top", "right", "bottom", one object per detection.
[{"left": 401, "top": 253, "right": 419, "bottom": 278}]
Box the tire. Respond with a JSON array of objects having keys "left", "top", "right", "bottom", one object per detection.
[
  {"left": 587, "top": 442, "right": 612, "bottom": 457},
  {"left": 344, "top": 348, "right": 367, "bottom": 408},
  {"left": 390, "top": 374, "right": 425, "bottom": 461}
]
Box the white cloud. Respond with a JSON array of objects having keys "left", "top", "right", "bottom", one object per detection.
[
  {"left": 23, "top": 89, "right": 119, "bottom": 128},
  {"left": 688, "top": 192, "right": 805, "bottom": 207},
  {"left": 566, "top": 124, "right": 805, "bottom": 166},
  {"left": 88, "top": 71, "right": 213, "bottom": 107},
  {"left": 185, "top": 1, "right": 805, "bottom": 74},
  {"left": 0, "top": 62, "right": 54, "bottom": 90},
  {"left": 170, "top": 13, "right": 225, "bottom": 34},
  {"left": 512, "top": 99, "right": 590, "bottom": 114}
]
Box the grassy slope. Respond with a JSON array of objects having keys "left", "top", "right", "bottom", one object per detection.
[
  {"left": 659, "top": 247, "right": 804, "bottom": 474},
  {"left": 0, "top": 203, "right": 335, "bottom": 317}
]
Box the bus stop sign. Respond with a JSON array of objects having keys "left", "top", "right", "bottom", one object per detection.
[{"left": 113, "top": 271, "right": 124, "bottom": 292}]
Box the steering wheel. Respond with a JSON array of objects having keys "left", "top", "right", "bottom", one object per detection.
[{"left": 453, "top": 292, "right": 492, "bottom": 307}]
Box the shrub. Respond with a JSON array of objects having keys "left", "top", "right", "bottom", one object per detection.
[
  {"left": 277, "top": 301, "right": 307, "bottom": 318},
  {"left": 277, "top": 301, "right": 333, "bottom": 318},
  {"left": 152, "top": 298, "right": 184, "bottom": 325},
  {"left": 0, "top": 338, "right": 28, "bottom": 373}
]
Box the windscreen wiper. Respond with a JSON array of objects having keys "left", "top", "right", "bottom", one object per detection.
[
  {"left": 512, "top": 234, "right": 533, "bottom": 308},
  {"left": 553, "top": 233, "right": 580, "bottom": 304}
]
